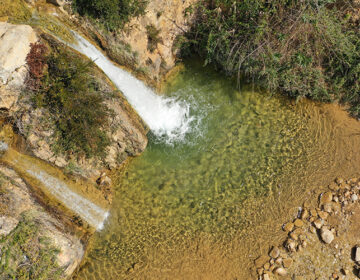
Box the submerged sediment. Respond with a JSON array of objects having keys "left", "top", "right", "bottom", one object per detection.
[{"left": 255, "top": 177, "right": 360, "bottom": 279}]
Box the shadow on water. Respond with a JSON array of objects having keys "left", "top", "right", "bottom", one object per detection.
[{"left": 74, "top": 59, "right": 360, "bottom": 280}]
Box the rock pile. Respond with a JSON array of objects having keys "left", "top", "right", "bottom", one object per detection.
[{"left": 255, "top": 177, "right": 360, "bottom": 279}]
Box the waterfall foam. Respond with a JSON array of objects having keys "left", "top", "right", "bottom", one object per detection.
[{"left": 69, "top": 32, "right": 194, "bottom": 143}]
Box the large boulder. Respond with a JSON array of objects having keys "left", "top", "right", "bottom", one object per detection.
[
  {"left": 0, "top": 22, "right": 37, "bottom": 87},
  {"left": 0, "top": 22, "right": 37, "bottom": 111}
]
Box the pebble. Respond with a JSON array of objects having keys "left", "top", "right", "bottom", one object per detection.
[
  {"left": 351, "top": 194, "right": 358, "bottom": 202},
  {"left": 310, "top": 209, "right": 317, "bottom": 217},
  {"left": 323, "top": 203, "right": 332, "bottom": 213},
  {"left": 355, "top": 246, "right": 360, "bottom": 262},
  {"left": 274, "top": 267, "right": 287, "bottom": 276},
  {"left": 286, "top": 239, "right": 296, "bottom": 252},
  {"left": 262, "top": 273, "right": 270, "bottom": 280},
  {"left": 336, "top": 177, "right": 344, "bottom": 184},
  {"left": 301, "top": 209, "right": 309, "bottom": 220},
  {"left": 282, "top": 258, "right": 293, "bottom": 268},
  {"left": 329, "top": 182, "right": 340, "bottom": 191},
  {"left": 294, "top": 219, "right": 304, "bottom": 227},
  {"left": 275, "top": 257, "right": 282, "bottom": 265},
  {"left": 320, "top": 227, "right": 334, "bottom": 244},
  {"left": 309, "top": 226, "right": 317, "bottom": 234},
  {"left": 255, "top": 255, "right": 270, "bottom": 268},
  {"left": 313, "top": 219, "right": 324, "bottom": 229},
  {"left": 320, "top": 192, "right": 333, "bottom": 205},
  {"left": 283, "top": 222, "right": 294, "bottom": 232},
  {"left": 318, "top": 211, "right": 328, "bottom": 220}
]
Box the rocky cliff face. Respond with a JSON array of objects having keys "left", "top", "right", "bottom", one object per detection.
[{"left": 74, "top": 0, "right": 196, "bottom": 85}]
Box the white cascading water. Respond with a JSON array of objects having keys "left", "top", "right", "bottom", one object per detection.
[
  {"left": 69, "top": 31, "right": 194, "bottom": 143},
  {"left": 0, "top": 142, "right": 109, "bottom": 231}
]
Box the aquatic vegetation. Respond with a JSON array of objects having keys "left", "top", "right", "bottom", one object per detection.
[{"left": 183, "top": 0, "right": 360, "bottom": 116}]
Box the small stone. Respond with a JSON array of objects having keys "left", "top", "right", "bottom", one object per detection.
[
  {"left": 269, "top": 264, "right": 276, "bottom": 271},
  {"left": 318, "top": 211, "right": 328, "bottom": 220},
  {"left": 255, "top": 255, "right": 270, "bottom": 268},
  {"left": 320, "top": 227, "right": 334, "bottom": 244},
  {"left": 275, "top": 257, "right": 282, "bottom": 265},
  {"left": 283, "top": 222, "right": 294, "bottom": 232},
  {"left": 310, "top": 209, "right": 317, "bottom": 217},
  {"left": 269, "top": 246, "right": 280, "bottom": 259},
  {"left": 333, "top": 196, "right": 339, "bottom": 202},
  {"left": 323, "top": 203, "right": 332, "bottom": 213},
  {"left": 329, "top": 182, "right": 340, "bottom": 191},
  {"left": 264, "top": 263, "right": 270, "bottom": 270},
  {"left": 289, "top": 232, "right": 299, "bottom": 241},
  {"left": 274, "top": 267, "right": 287, "bottom": 276},
  {"left": 263, "top": 273, "right": 270, "bottom": 280},
  {"left": 294, "top": 219, "right": 304, "bottom": 227},
  {"left": 285, "top": 239, "right": 296, "bottom": 252},
  {"left": 300, "top": 209, "right": 309, "bottom": 220},
  {"left": 355, "top": 246, "right": 360, "bottom": 262},
  {"left": 309, "top": 226, "right": 317, "bottom": 234},
  {"left": 282, "top": 258, "right": 293, "bottom": 268},
  {"left": 320, "top": 192, "right": 333, "bottom": 205},
  {"left": 351, "top": 194, "right": 358, "bottom": 202},
  {"left": 313, "top": 219, "right": 324, "bottom": 229},
  {"left": 336, "top": 177, "right": 344, "bottom": 184}
]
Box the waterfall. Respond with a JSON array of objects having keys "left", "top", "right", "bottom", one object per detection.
[
  {"left": 1, "top": 144, "right": 109, "bottom": 231},
  {"left": 69, "top": 31, "right": 194, "bottom": 143}
]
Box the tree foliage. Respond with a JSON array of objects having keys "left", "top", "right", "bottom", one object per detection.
[{"left": 183, "top": 0, "right": 360, "bottom": 116}]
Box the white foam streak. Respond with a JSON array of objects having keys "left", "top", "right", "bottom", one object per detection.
[
  {"left": 26, "top": 168, "right": 109, "bottom": 231},
  {"left": 69, "top": 32, "right": 194, "bottom": 143}
]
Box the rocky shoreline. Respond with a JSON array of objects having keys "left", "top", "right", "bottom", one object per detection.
[{"left": 255, "top": 177, "right": 360, "bottom": 279}]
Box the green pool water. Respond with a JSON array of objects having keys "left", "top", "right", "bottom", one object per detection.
[{"left": 74, "top": 61, "right": 360, "bottom": 280}]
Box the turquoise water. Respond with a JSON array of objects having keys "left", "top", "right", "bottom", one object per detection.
[{"left": 74, "top": 61, "right": 360, "bottom": 280}]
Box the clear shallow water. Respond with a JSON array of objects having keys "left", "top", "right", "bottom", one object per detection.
[{"left": 74, "top": 61, "right": 360, "bottom": 280}]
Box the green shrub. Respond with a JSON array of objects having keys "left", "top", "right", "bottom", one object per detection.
[
  {"left": 183, "top": 0, "right": 360, "bottom": 116},
  {"left": 28, "top": 43, "right": 112, "bottom": 159},
  {"left": 0, "top": 214, "right": 63, "bottom": 279},
  {"left": 72, "top": 0, "right": 148, "bottom": 31},
  {"left": 146, "top": 24, "right": 162, "bottom": 52}
]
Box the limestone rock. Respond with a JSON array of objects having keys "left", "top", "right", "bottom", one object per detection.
[
  {"left": 0, "top": 216, "right": 18, "bottom": 236},
  {"left": 0, "top": 22, "right": 37, "bottom": 88},
  {"left": 320, "top": 227, "right": 334, "bottom": 244}
]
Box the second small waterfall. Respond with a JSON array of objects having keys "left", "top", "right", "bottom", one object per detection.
[{"left": 69, "top": 32, "right": 194, "bottom": 143}]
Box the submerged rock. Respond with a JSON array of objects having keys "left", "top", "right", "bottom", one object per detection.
[
  {"left": 269, "top": 246, "right": 280, "bottom": 259},
  {"left": 320, "top": 227, "right": 334, "bottom": 244}
]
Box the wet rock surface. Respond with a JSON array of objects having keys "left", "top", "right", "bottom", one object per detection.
[{"left": 255, "top": 177, "right": 360, "bottom": 279}]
